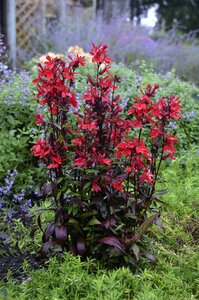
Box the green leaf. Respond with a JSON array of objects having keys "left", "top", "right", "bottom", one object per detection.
[
  {"left": 82, "top": 182, "right": 91, "bottom": 193},
  {"left": 126, "top": 213, "right": 138, "bottom": 220},
  {"left": 131, "top": 243, "right": 140, "bottom": 261},
  {"left": 57, "top": 177, "right": 64, "bottom": 184},
  {"left": 68, "top": 218, "right": 82, "bottom": 233},
  {"left": 87, "top": 218, "right": 101, "bottom": 226},
  {"left": 85, "top": 169, "right": 99, "bottom": 174},
  {"left": 81, "top": 210, "right": 98, "bottom": 219}
]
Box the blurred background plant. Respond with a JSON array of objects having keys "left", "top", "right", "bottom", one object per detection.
[{"left": 2, "top": 0, "right": 197, "bottom": 84}]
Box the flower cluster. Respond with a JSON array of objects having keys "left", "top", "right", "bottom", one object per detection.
[{"left": 32, "top": 53, "right": 86, "bottom": 171}]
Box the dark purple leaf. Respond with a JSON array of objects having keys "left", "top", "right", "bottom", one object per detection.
[
  {"left": 42, "top": 183, "right": 57, "bottom": 198},
  {"left": 154, "top": 198, "right": 167, "bottom": 205},
  {"left": 98, "top": 236, "right": 125, "bottom": 253},
  {"left": 102, "top": 217, "right": 116, "bottom": 229},
  {"left": 118, "top": 173, "right": 128, "bottom": 180},
  {"left": 30, "top": 226, "right": 39, "bottom": 240},
  {"left": 37, "top": 214, "right": 43, "bottom": 232},
  {"left": 152, "top": 189, "right": 168, "bottom": 199},
  {"left": 136, "top": 214, "right": 158, "bottom": 239},
  {"left": 143, "top": 252, "right": 157, "bottom": 264},
  {"left": 76, "top": 238, "right": 86, "bottom": 256},
  {"left": 40, "top": 241, "right": 54, "bottom": 257},
  {"left": 154, "top": 220, "right": 166, "bottom": 232},
  {"left": 42, "top": 221, "right": 56, "bottom": 243},
  {"left": 72, "top": 198, "right": 84, "bottom": 207},
  {"left": 55, "top": 206, "right": 63, "bottom": 221},
  {"left": 69, "top": 244, "right": 78, "bottom": 256},
  {"left": 55, "top": 225, "right": 67, "bottom": 248}
]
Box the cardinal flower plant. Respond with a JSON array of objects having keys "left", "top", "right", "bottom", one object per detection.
[{"left": 32, "top": 43, "right": 182, "bottom": 267}]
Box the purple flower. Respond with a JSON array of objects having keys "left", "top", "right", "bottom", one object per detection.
[{"left": 183, "top": 111, "right": 195, "bottom": 120}]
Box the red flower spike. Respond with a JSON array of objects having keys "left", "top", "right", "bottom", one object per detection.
[
  {"left": 68, "top": 54, "right": 85, "bottom": 69},
  {"left": 90, "top": 43, "right": 112, "bottom": 64}
]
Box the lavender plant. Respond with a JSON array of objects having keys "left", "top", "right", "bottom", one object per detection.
[{"left": 17, "top": 7, "right": 199, "bottom": 83}]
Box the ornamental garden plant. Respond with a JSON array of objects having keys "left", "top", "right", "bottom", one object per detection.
[{"left": 31, "top": 43, "right": 182, "bottom": 267}]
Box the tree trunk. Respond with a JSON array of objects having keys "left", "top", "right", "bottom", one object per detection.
[
  {"left": 130, "top": 0, "right": 141, "bottom": 23},
  {"left": 103, "top": 0, "right": 114, "bottom": 22}
]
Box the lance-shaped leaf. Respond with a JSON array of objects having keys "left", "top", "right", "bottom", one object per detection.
[
  {"left": 142, "top": 251, "right": 157, "bottom": 264},
  {"left": 131, "top": 243, "right": 140, "bottom": 261},
  {"left": 101, "top": 217, "right": 116, "bottom": 229},
  {"left": 88, "top": 218, "right": 101, "bottom": 226},
  {"left": 76, "top": 237, "right": 86, "bottom": 256},
  {"left": 40, "top": 241, "right": 54, "bottom": 257},
  {"left": 55, "top": 225, "right": 67, "bottom": 248},
  {"left": 37, "top": 214, "right": 43, "bottom": 232},
  {"left": 42, "top": 221, "right": 55, "bottom": 243},
  {"left": 154, "top": 220, "right": 166, "bottom": 232},
  {"left": 42, "top": 183, "right": 57, "bottom": 198},
  {"left": 69, "top": 244, "right": 78, "bottom": 256},
  {"left": 98, "top": 236, "right": 125, "bottom": 253},
  {"left": 152, "top": 189, "right": 168, "bottom": 199},
  {"left": 136, "top": 214, "right": 158, "bottom": 239}
]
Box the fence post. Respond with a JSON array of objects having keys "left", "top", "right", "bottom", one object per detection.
[{"left": 7, "top": 0, "right": 16, "bottom": 68}]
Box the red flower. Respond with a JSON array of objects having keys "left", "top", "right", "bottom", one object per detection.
[
  {"left": 71, "top": 138, "right": 84, "bottom": 148},
  {"left": 163, "top": 135, "right": 178, "bottom": 160},
  {"left": 74, "top": 157, "right": 87, "bottom": 168},
  {"left": 112, "top": 177, "right": 124, "bottom": 191},
  {"left": 92, "top": 182, "right": 101, "bottom": 193},
  {"left": 150, "top": 125, "right": 163, "bottom": 138},
  {"left": 126, "top": 167, "right": 132, "bottom": 174},
  {"left": 128, "top": 93, "right": 154, "bottom": 128},
  {"left": 62, "top": 66, "right": 75, "bottom": 82},
  {"left": 68, "top": 54, "right": 85, "bottom": 69},
  {"left": 136, "top": 140, "right": 151, "bottom": 159},
  {"left": 116, "top": 138, "right": 138, "bottom": 158},
  {"left": 68, "top": 92, "right": 78, "bottom": 108},
  {"left": 152, "top": 96, "right": 181, "bottom": 121},
  {"left": 47, "top": 163, "right": 59, "bottom": 169},
  {"left": 90, "top": 43, "right": 112, "bottom": 64},
  {"left": 32, "top": 139, "right": 51, "bottom": 158},
  {"left": 35, "top": 114, "right": 45, "bottom": 125},
  {"left": 140, "top": 171, "right": 154, "bottom": 184},
  {"left": 81, "top": 121, "right": 98, "bottom": 131},
  {"left": 50, "top": 151, "right": 62, "bottom": 165},
  {"left": 97, "top": 154, "right": 112, "bottom": 166},
  {"left": 141, "top": 84, "right": 159, "bottom": 97},
  {"left": 169, "top": 96, "right": 182, "bottom": 120}
]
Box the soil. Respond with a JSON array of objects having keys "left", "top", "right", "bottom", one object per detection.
[
  {"left": 0, "top": 211, "right": 44, "bottom": 282},
  {"left": 0, "top": 238, "right": 43, "bottom": 282}
]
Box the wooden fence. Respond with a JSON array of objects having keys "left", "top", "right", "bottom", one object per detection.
[
  {"left": 15, "top": 1, "right": 81, "bottom": 55},
  {"left": 16, "top": 0, "right": 47, "bottom": 53}
]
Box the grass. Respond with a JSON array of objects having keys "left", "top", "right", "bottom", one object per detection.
[{"left": 0, "top": 149, "right": 198, "bottom": 300}]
